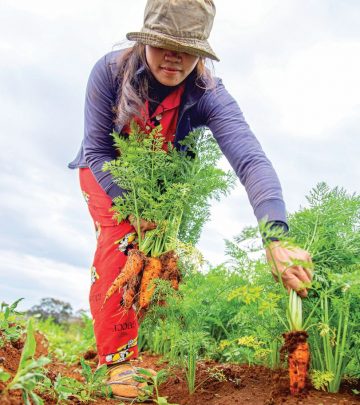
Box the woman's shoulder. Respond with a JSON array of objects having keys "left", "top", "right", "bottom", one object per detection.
[
  {"left": 193, "top": 75, "right": 241, "bottom": 122},
  {"left": 91, "top": 49, "right": 127, "bottom": 86},
  {"left": 86, "top": 48, "right": 131, "bottom": 99},
  {"left": 104, "top": 48, "right": 128, "bottom": 72},
  {"left": 196, "top": 75, "right": 230, "bottom": 104}
]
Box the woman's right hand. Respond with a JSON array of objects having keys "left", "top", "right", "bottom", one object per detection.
[{"left": 127, "top": 214, "right": 157, "bottom": 239}]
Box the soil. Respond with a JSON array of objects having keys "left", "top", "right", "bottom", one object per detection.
[{"left": 0, "top": 332, "right": 359, "bottom": 405}]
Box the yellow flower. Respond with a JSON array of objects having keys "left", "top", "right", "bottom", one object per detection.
[
  {"left": 237, "top": 335, "right": 262, "bottom": 348},
  {"left": 219, "top": 340, "right": 231, "bottom": 350}
]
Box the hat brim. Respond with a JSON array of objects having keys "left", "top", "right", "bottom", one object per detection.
[{"left": 126, "top": 30, "right": 220, "bottom": 62}]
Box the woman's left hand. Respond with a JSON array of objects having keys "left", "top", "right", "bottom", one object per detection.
[
  {"left": 265, "top": 241, "right": 313, "bottom": 297},
  {"left": 127, "top": 214, "right": 157, "bottom": 240}
]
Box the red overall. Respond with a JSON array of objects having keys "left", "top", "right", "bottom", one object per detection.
[{"left": 79, "top": 84, "right": 184, "bottom": 365}]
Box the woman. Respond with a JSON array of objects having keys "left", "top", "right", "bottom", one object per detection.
[{"left": 69, "top": 0, "right": 312, "bottom": 400}]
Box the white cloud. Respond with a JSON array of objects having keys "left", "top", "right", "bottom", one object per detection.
[
  {"left": 0, "top": 250, "right": 90, "bottom": 311},
  {"left": 251, "top": 40, "right": 360, "bottom": 138},
  {"left": 0, "top": 0, "right": 359, "bottom": 308},
  {"left": 0, "top": 162, "right": 95, "bottom": 265}
]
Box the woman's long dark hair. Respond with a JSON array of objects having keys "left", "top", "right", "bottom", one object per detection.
[{"left": 113, "top": 43, "right": 215, "bottom": 129}]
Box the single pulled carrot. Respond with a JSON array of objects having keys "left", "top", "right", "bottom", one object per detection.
[
  {"left": 101, "top": 249, "right": 145, "bottom": 309},
  {"left": 139, "top": 257, "right": 162, "bottom": 310},
  {"left": 282, "top": 331, "right": 310, "bottom": 395}
]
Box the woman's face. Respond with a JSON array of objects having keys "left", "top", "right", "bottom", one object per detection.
[{"left": 145, "top": 45, "right": 200, "bottom": 86}]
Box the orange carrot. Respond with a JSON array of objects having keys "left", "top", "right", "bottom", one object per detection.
[
  {"left": 289, "top": 341, "right": 310, "bottom": 395},
  {"left": 123, "top": 271, "right": 141, "bottom": 309},
  {"left": 123, "top": 287, "right": 136, "bottom": 309},
  {"left": 139, "top": 257, "right": 162, "bottom": 309},
  {"left": 102, "top": 249, "right": 145, "bottom": 309},
  {"left": 282, "top": 330, "right": 310, "bottom": 395}
]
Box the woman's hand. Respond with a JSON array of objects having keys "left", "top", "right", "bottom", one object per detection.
[
  {"left": 265, "top": 241, "right": 313, "bottom": 297},
  {"left": 128, "top": 214, "right": 157, "bottom": 239}
]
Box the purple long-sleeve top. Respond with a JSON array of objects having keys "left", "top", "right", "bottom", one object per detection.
[{"left": 68, "top": 49, "right": 287, "bottom": 225}]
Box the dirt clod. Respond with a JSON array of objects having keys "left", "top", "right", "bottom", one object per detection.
[{"left": 83, "top": 349, "right": 97, "bottom": 360}]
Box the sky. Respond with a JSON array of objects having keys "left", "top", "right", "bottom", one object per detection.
[{"left": 1, "top": 0, "right": 359, "bottom": 312}]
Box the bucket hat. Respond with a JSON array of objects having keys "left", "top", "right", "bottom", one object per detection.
[{"left": 126, "top": 0, "right": 219, "bottom": 61}]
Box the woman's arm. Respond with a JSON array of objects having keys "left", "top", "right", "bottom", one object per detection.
[
  {"left": 198, "top": 80, "right": 312, "bottom": 295},
  {"left": 198, "top": 79, "right": 287, "bottom": 224}
]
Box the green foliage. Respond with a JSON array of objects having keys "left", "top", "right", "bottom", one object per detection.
[
  {"left": 52, "top": 374, "right": 86, "bottom": 403},
  {"left": 103, "top": 123, "right": 235, "bottom": 255},
  {"left": 0, "top": 368, "right": 11, "bottom": 382},
  {"left": 45, "top": 362, "right": 110, "bottom": 403},
  {"left": 78, "top": 359, "right": 111, "bottom": 401},
  {"left": 289, "top": 182, "right": 360, "bottom": 285},
  {"left": 3, "top": 318, "right": 50, "bottom": 405},
  {"left": 0, "top": 298, "right": 25, "bottom": 346},
  {"left": 1, "top": 182, "right": 359, "bottom": 398},
  {"left": 219, "top": 335, "right": 271, "bottom": 365},
  {"left": 177, "top": 331, "right": 210, "bottom": 394},
  {"left": 311, "top": 369, "right": 335, "bottom": 391},
  {"left": 36, "top": 314, "right": 95, "bottom": 365},
  {"left": 140, "top": 182, "right": 359, "bottom": 393},
  {"left": 139, "top": 259, "right": 282, "bottom": 369},
  {"left": 287, "top": 289, "right": 303, "bottom": 331},
  {"left": 287, "top": 183, "right": 360, "bottom": 392},
  {"left": 135, "top": 368, "right": 178, "bottom": 404},
  {"left": 0, "top": 304, "right": 109, "bottom": 403}
]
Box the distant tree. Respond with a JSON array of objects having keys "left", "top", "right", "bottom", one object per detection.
[{"left": 28, "top": 297, "right": 73, "bottom": 324}]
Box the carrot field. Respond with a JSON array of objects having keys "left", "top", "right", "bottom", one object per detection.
[{"left": 1, "top": 183, "right": 359, "bottom": 404}]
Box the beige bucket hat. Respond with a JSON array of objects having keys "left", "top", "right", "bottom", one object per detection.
[{"left": 126, "top": 0, "right": 219, "bottom": 61}]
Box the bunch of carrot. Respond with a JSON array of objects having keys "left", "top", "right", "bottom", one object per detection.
[
  {"left": 101, "top": 124, "right": 234, "bottom": 317},
  {"left": 102, "top": 249, "right": 181, "bottom": 315}
]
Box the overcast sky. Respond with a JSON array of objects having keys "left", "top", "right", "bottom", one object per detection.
[{"left": 1, "top": 0, "right": 359, "bottom": 312}]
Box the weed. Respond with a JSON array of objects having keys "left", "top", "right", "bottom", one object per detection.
[
  {"left": 80, "top": 358, "right": 111, "bottom": 400},
  {"left": 2, "top": 318, "right": 50, "bottom": 405},
  {"left": 0, "top": 298, "right": 25, "bottom": 346},
  {"left": 135, "top": 368, "right": 178, "bottom": 405},
  {"left": 0, "top": 368, "right": 10, "bottom": 383}
]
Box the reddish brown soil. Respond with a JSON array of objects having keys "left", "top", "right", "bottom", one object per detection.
[
  {"left": 134, "top": 354, "right": 360, "bottom": 405},
  {"left": 0, "top": 333, "right": 359, "bottom": 405},
  {"left": 0, "top": 331, "right": 49, "bottom": 405}
]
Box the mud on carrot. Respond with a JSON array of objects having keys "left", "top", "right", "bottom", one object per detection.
[{"left": 159, "top": 250, "right": 182, "bottom": 290}]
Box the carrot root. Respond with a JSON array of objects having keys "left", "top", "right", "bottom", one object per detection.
[
  {"left": 123, "top": 271, "right": 142, "bottom": 309},
  {"left": 289, "top": 341, "right": 310, "bottom": 394},
  {"left": 101, "top": 249, "right": 145, "bottom": 309},
  {"left": 139, "top": 257, "right": 162, "bottom": 310},
  {"left": 159, "top": 250, "right": 181, "bottom": 289},
  {"left": 282, "top": 330, "right": 310, "bottom": 395}
]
